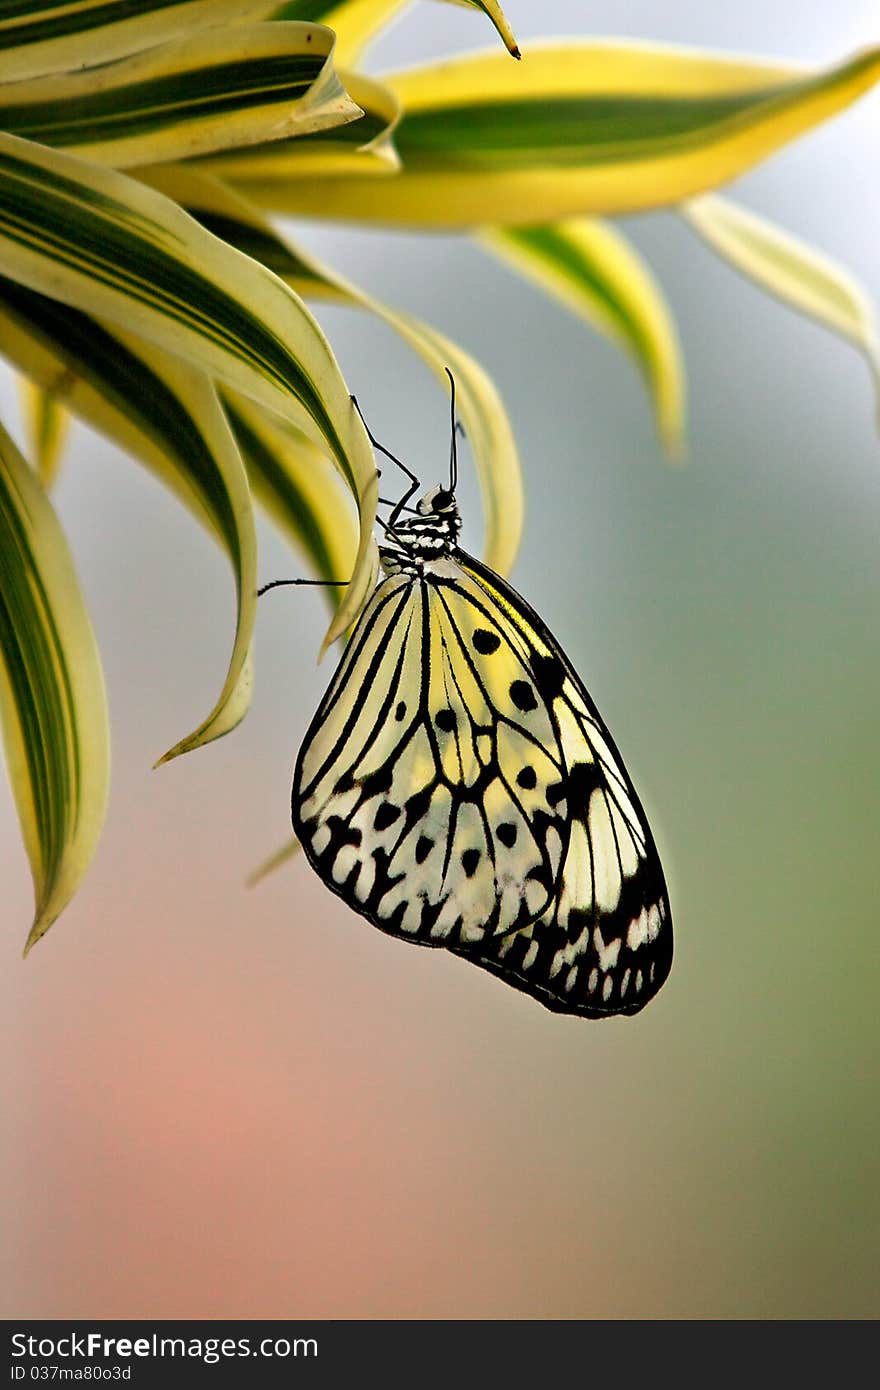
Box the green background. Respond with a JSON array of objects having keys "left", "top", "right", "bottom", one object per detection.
[{"left": 3, "top": 1, "right": 879, "bottom": 1318}]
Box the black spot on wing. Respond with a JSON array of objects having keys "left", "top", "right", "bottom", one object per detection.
[
  {"left": 516, "top": 766, "right": 537, "bottom": 790},
  {"left": 325, "top": 816, "right": 361, "bottom": 850},
  {"left": 415, "top": 835, "right": 434, "bottom": 865},
  {"left": 531, "top": 651, "right": 566, "bottom": 697},
  {"left": 360, "top": 764, "right": 393, "bottom": 799},
  {"left": 373, "top": 803, "right": 401, "bottom": 831},
  {"left": 497, "top": 822, "right": 518, "bottom": 848},
  {"left": 566, "top": 760, "right": 604, "bottom": 805},
  {"left": 509, "top": 680, "right": 538, "bottom": 713},
  {"left": 546, "top": 782, "right": 566, "bottom": 808},
  {"left": 395, "top": 701, "right": 407, "bottom": 722},
  {"left": 419, "top": 899, "right": 443, "bottom": 934},
  {"left": 404, "top": 785, "right": 433, "bottom": 831},
  {"left": 435, "top": 708, "right": 457, "bottom": 732},
  {"left": 461, "top": 848, "right": 481, "bottom": 878},
  {"left": 472, "top": 628, "right": 501, "bottom": 654}
]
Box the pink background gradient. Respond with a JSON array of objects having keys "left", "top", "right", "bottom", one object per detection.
[{"left": 3, "top": 2, "right": 880, "bottom": 1319}]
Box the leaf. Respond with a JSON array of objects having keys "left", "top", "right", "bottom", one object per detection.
[
  {"left": 195, "top": 68, "right": 401, "bottom": 180},
  {"left": 0, "top": 131, "right": 377, "bottom": 649},
  {"left": 243, "top": 41, "right": 880, "bottom": 226},
  {"left": 312, "top": 0, "right": 519, "bottom": 65},
  {"left": 482, "top": 220, "right": 686, "bottom": 458},
  {"left": 18, "top": 377, "right": 70, "bottom": 486},
  {"left": 0, "top": 277, "right": 258, "bottom": 763},
  {"left": 439, "top": 2, "right": 520, "bottom": 59},
  {"left": 0, "top": 23, "right": 361, "bottom": 169},
  {"left": 0, "top": 418, "right": 110, "bottom": 954},
  {"left": 146, "top": 374, "right": 257, "bottom": 764},
  {"left": 144, "top": 163, "right": 523, "bottom": 575},
  {"left": 247, "top": 834, "right": 301, "bottom": 887},
  {"left": 681, "top": 194, "right": 880, "bottom": 420},
  {"left": 0, "top": 0, "right": 286, "bottom": 81}
]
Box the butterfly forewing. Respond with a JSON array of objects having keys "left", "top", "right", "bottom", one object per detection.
[{"left": 293, "top": 560, "right": 571, "bottom": 945}]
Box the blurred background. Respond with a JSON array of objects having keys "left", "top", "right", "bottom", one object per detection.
[{"left": 3, "top": 1, "right": 879, "bottom": 1320}]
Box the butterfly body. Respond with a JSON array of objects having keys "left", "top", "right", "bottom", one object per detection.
[{"left": 292, "top": 476, "right": 672, "bottom": 1019}]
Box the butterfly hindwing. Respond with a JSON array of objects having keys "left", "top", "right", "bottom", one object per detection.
[{"left": 292, "top": 561, "right": 571, "bottom": 945}]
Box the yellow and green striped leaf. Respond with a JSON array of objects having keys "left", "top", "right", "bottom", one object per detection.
[
  {"left": 482, "top": 220, "right": 686, "bottom": 458},
  {"left": 0, "top": 0, "right": 285, "bottom": 80},
  {"left": 0, "top": 23, "right": 360, "bottom": 169},
  {"left": 145, "top": 164, "right": 523, "bottom": 575},
  {"left": 682, "top": 194, "right": 880, "bottom": 421},
  {"left": 0, "top": 417, "right": 110, "bottom": 954},
  {"left": 245, "top": 41, "right": 880, "bottom": 226},
  {"left": 0, "top": 278, "right": 258, "bottom": 763},
  {"left": 18, "top": 378, "right": 70, "bottom": 487},
  {"left": 0, "top": 132, "right": 377, "bottom": 648},
  {"left": 196, "top": 69, "right": 400, "bottom": 180}
]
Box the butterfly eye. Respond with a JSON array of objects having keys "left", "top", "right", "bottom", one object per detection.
[{"left": 418, "top": 485, "right": 453, "bottom": 515}]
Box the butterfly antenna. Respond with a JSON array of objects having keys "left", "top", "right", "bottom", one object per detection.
[
  {"left": 351, "top": 394, "right": 420, "bottom": 528},
  {"left": 445, "top": 367, "right": 458, "bottom": 493},
  {"left": 257, "top": 578, "right": 349, "bottom": 597}
]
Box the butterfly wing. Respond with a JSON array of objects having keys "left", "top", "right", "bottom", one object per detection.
[
  {"left": 449, "top": 552, "right": 672, "bottom": 1018},
  {"left": 292, "top": 563, "right": 571, "bottom": 945}
]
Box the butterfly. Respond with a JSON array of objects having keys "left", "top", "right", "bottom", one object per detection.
[{"left": 286, "top": 378, "right": 672, "bottom": 1019}]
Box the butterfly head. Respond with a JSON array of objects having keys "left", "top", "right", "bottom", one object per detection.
[
  {"left": 418, "top": 484, "right": 456, "bottom": 517},
  {"left": 381, "top": 485, "right": 461, "bottom": 573}
]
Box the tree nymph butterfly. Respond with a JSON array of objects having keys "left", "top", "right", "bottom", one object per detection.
[{"left": 270, "top": 376, "right": 672, "bottom": 1018}]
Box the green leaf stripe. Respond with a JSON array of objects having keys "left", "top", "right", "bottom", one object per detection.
[
  {"left": 0, "top": 55, "right": 327, "bottom": 148},
  {"left": 180, "top": 209, "right": 319, "bottom": 282},
  {"left": 396, "top": 87, "right": 807, "bottom": 169},
  {"left": 0, "top": 497, "right": 73, "bottom": 892},
  {"left": 270, "top": 1, "right": 343, "bottom": 20}
]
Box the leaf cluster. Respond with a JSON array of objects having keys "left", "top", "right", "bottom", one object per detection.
[{"left": 1, "top": 0, "right": 876, "bottom": 949}]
